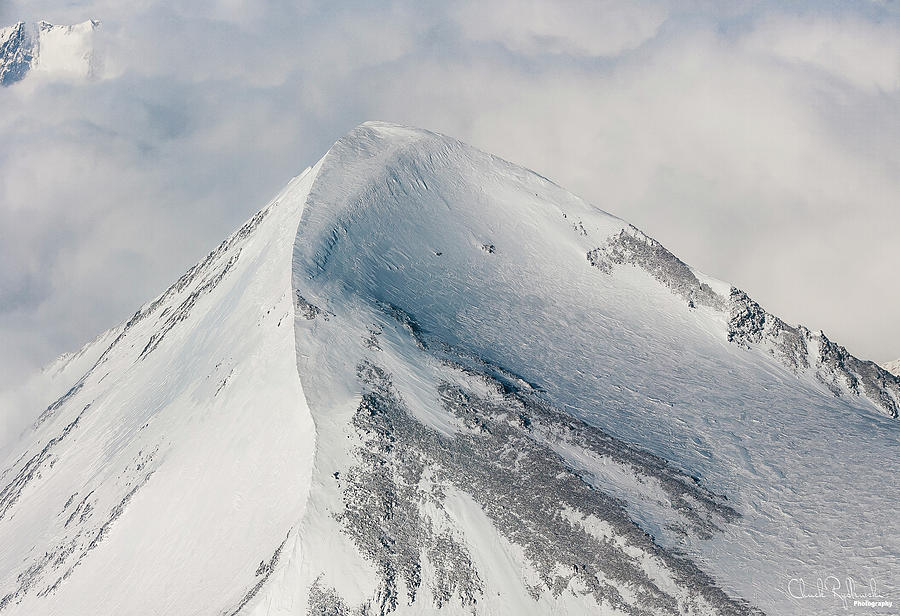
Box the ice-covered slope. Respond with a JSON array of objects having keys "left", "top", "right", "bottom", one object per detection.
[
  {"left": 1, "top": 122, "right": 897, "bottom": 616},
  {"left": 0, "top": 20, "right": 99, "bottom": 86}
]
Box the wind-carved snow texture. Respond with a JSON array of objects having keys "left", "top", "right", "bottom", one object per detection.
[
  {"left": 392, "top": 311, "right": 738, "bottom": 541},
  {"left": 330, "top": 351, "right": 755, "bottom": 616}
]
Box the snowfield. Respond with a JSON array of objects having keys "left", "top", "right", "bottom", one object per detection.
[{"left": 0, "top": 122, "right": 897, "bottom": 616}]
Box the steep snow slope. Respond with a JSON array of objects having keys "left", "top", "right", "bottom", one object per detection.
[
  {"left": 0, "top": 165, "right": 318, "bottom": 615},
  {"left": 1, "top": 122, "right": 897, "bottom": 616}
]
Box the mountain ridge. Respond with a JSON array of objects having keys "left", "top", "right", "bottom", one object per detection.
[
  {"left": 300, "top": 121, "right": 899, "bottom": 420},
  {"left": 19, "top": 121, "right": 898, "bottom": 422}
]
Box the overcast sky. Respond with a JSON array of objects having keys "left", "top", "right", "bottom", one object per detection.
[{"left": 1, "top": 0, "right": 899, "bottom": 401}]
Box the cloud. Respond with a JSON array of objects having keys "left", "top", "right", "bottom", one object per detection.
[
  {"left": 1, "top": 0, "right": 900, "bottom": 445},
  {"left": 740, "top": 13, "right": 900, "bottom": 92},
  {"left": 451, "top": 0, "right": 668, "bottom": 57}
]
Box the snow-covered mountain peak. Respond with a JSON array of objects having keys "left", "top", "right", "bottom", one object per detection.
[
  {"left": 0, "top": 19, "right": 99, "bottom": 86},
  {"left": 0, "top": 122, "right": 897, "bottom": 616},
  {"left": 304, "top": 121, "right": 900, "bottom": 418}
]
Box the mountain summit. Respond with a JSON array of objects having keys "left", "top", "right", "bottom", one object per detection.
[{"left": 0, "top": 122, "right": 896, "bottom": 616}]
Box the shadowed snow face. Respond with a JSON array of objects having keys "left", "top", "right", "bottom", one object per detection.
[{"left": 2, "top": 1, "right": 900, "bottom": 447}]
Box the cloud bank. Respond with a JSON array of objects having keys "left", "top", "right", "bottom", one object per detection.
[{"left": 1, "top": 0, "right": 899, "bottom": 443}]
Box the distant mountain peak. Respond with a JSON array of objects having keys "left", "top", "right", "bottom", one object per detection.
[
  {"left": 885, "top": 358, "right": 900, "bottom": 377},
  {"left": 0, "top": 22, "right": 32, "bottom": 85},
  {"left": 0, "top": 19, "right": 99, "bottom": 86}
]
